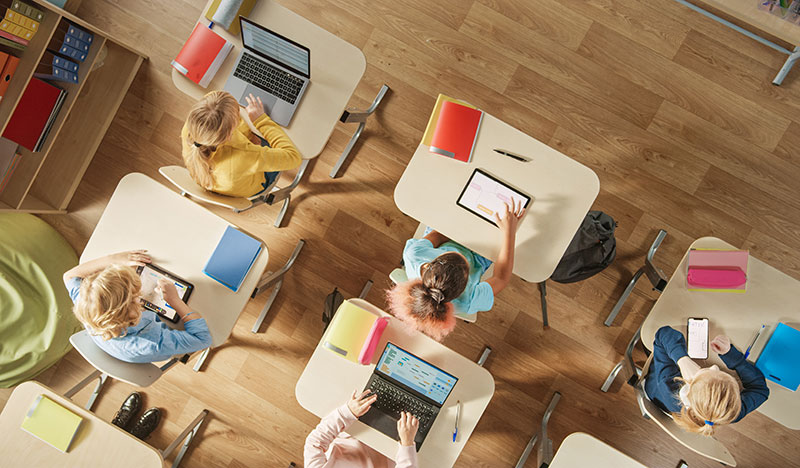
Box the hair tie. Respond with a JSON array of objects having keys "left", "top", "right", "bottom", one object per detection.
[
  {"left": 193, "top": 141, "right": 203, "bottom": 148},
  {"left": 428, "top": 287, "right": 445, "bottom": 304},
  {"left": 704, "top": 420, "right": 714, "bottom": 426}
]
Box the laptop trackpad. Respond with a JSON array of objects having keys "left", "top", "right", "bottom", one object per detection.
[
  {"left": 242, "top": 85, "right": 278, "bottom": 115},
  {"left": 361, "top": 409, "right": 399, "bottom": 440}
]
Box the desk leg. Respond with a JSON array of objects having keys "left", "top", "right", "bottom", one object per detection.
[
  {"left": 250, "top": 239, "right": 305, "bottom": 333},
  {"left": 267, "top": 159, "right": 310, "bottom": 228},
  {"left": 161, "top": 409, "right": 209, "bottom": 468},
  {"left": 515, "top": 391, "right": 561, "bottom": 468},
  {"left": 193, "top": 348, "right": 211, "bottom": 373},
  {"left": 538, "top": 281, "right": 549, "bottom": 329},
  {"left": 477, "top": 346, "right": 492, "bottom": 367},
  {"left": 330, "top": 84, "right": 390, "bottom": 179},
  {"left": 774, "top": 47, "right": 800, "bottom": 85}
]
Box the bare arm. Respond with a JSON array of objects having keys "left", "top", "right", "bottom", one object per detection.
[
  {"left": 485, "top": 201, "right": 525, "bottom": 295},
  {"left": 422, "top": 230, "right": 450, "bottom": 248},
  {"left": 63, "top": 250, "right": 150, "bottom": 283}
]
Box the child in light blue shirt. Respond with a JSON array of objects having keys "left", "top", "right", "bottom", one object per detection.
[
  {"left": 63, "top": 250, "right": 212, "bottom": 364},
  {"left": 386, "top": 201, "right": 524, "bottom": 340}
]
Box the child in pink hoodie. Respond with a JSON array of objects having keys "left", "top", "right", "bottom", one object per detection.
[{"left": 304, "top": 390, "right": 419, "bottom": 468}]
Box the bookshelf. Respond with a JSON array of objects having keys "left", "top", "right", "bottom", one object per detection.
[{"left": 0, "top": 0, "right": 146, "bottom": 213}]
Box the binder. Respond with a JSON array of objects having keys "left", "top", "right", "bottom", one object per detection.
[
  {"left": 20, "top": 394, "right": 83, "bottom": 453},
  {"left": 0, "top": 29, "right": 28, "bottom": 46},
  {"left": 0, "top": 35, "right": 25, "bottom": 50},
  {"left": 756, "top": 323, "right": 800, "bottom": 391},
  {"left": 4, "top": 8, "right": 39, "bottom": 32},
  {"left": 35, "top": 64, "right": 78, "bottom": 83},
  {"left": 65, "top": 22, "right": 93, "bottom": 44},
  {"left": 2, "top": 77, "right": 65, "bottom": 151},
  {"left": 10, "top": 1, "right": 45, "bottom": 22},
  {"left": 422, "top": 94, "right": 477, "bottom": 146},
  {"left": 171, "top": 23, "right": 233, "bottom": 88},
  {"left": 44, "top": 49, "right": 79, "bottom": 73},
  {"left": 0, "top": 18, "right": 34, "bottom": 41},
  {"left": 57, "top": 42, "right": 86, "bottom": 62},
  {"left": 203, "top": 225, "right": 262, "bottom": 292},
  {"left": 429, "top": 100, "right": 483, "bottom": 163},
  {"left": 0, "top": 54, "right": 20, "bottom": 101}
]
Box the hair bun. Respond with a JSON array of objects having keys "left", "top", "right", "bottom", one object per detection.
[{"left": 428, "top": 287, "right": 445, "bottom": 304}]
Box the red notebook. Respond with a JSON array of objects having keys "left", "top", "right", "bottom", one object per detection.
[
  {"left": 171, "top": 23, "right": 232, "bottom": 88},
  {"left": 2, "top": 78, "right": 63, "bottom": 151},
  {"left": 429, "top": 100, "right": 483, "bottom": 163}
]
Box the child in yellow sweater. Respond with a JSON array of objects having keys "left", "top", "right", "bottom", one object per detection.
[{"left": 181, "top": 91, "right": 302, "bottom": 197}]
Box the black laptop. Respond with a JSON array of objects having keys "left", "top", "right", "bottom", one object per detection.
[{"left": 361, "top": 342, "right": 458, "bottom": 450}]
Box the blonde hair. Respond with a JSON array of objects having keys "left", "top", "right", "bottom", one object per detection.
[
  {"left": 73, "top": 265, "right": 143, "bottom": 340},
  {"left": 181, "top": 90, "right": 240, "bottom": 190},
  {"left": 674, "top": 370, "right": 741, "bottom": 436}
]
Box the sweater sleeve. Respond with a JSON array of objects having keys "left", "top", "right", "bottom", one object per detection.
[
  {"left": 251, "top": 114, "right": 302, "bottom": 171},
  {"left": 719, "top": 345, "right": 770, "bottom": 422},
  {"left": 304, "top": 404, "right": 356, "bottom": 468},
  {"left": 395, "top": 445, "right": 418, "bottom": 468},
  {"left": 655, "top": 325, "right": 689, "bottom": 362}
]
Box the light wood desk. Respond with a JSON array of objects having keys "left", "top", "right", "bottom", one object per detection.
[
  {"left": 0, "top": 381, "right": 163, "bottom": 468},
  {"left": 549, "top": 432, "right": 647, "bottom": 468},
  {"left": 172, "top": 0, "right": 366, "bottom": 160},
  {"left": 81, "top": 173, "right": 269, "bottom": 352},
  {"left": 295, "top": 299, "right": 495, "bottom": 468},
  {"left": 394, "top": 113, "right": 599, "bottom": 284},
  {"left": 641, "top": 237, "right": 800, "bottom": 430}
]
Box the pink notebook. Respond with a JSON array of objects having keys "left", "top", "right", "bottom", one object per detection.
[{"left": 686, "top": 249, "right": 749, "bottom": 292}]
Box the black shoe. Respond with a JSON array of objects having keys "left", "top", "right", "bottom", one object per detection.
[
  {"left": 129, "top": 407, "right": 161, "bottom": 440},
  {"left": 111, "top": 392, "right": 142, "bottom": 430}
]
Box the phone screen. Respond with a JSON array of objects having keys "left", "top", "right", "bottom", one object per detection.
[{"left": 687, "top": 318, "right": 709, "bottom": 359}]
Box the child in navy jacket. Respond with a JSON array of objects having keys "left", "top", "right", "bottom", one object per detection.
[{"left": 644, "top": 326, "right": 769, "bottom": 436}]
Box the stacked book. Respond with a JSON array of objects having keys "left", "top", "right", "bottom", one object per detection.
[
  {"left": 53, "top": 21, "right": 93, "bottom": 63},
  {"left": 2, "top": 77, "right": 67, "bottom": 152},
  {"left": 34, "top": 23, "right": 94, "bottom": 84},
  {"left": 0, "top": 1, "right": 44, "bottom": 51}
]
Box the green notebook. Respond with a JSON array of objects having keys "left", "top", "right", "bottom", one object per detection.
[{"left": 20, "top": 395, "right": 83, "bottom": 453}]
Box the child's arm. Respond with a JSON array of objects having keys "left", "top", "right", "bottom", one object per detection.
[
  {"left": 422, "top": 230, "right": 450, "bottom": 248},
  {"left": 63, "top": 250, "right": 150, "bottom": 283},
  {"left": 485, "top": 200, "right": 525, "bottom": 295},
  {"left": 713, "top": 336, "right": 770, "bottom": 422},
  {"left": 304, "top": 391, "right": 376, "bottom": 468},
  {"left": 242, "top": 94, "right": 302, "bottom": 171}
]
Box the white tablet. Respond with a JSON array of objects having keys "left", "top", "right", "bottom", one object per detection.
[
  {"left": 456, "top": 168, "right": 531, "bottom": 226},
  {"left": 136, "top": 264, "right": 193, "bottom": 323}
]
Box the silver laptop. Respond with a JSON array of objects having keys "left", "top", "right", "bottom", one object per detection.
[{"left": 224, "top": 17, "right": 311, "bottom": 126}]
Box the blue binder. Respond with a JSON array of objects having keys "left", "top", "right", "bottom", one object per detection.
[
  {"left": 755, "top": 323, "right": 800, "bottom": 391},
  {"left": 203, "top": 226, "right": 262, "bottom": 292}
]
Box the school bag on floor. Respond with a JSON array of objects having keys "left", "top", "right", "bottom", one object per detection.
[
  {"left": 551, "top": 211, "right": 617, "bottom": 283},
  {"left": 322, "top": 287, "right": 344, "bottom": 332}
]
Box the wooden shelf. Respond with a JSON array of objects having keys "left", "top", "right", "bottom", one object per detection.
[{"left": 0, "top": 0, "right": 146, "bottom": 213}]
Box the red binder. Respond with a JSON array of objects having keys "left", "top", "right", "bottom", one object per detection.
[
  {"left": 171, "top": 23, "right": 232, "bottom": 88},
  {"left": 2, "top": 78, "right": 62, "bottom": 151},
  {"left": 429, "top": 100, "right": 483, "bottom": 163}
]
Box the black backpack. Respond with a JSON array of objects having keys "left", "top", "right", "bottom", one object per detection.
[
  {"left": 322, "top": 287, "right": 344, "bottom": 331},
  {"left": 551, "top": 211, "right": 617, "bottom": 284}
]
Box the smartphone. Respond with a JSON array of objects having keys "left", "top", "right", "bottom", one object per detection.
[{"left": 687, "top": 318, "right": 709, "bottom": 360}]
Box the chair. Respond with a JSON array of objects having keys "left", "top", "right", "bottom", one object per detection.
[
  {"left": 600, "top": 328, "right": 737, "bottom": 466},
  {"left": 604, "top": 230, "right": 669, "bottom": 327},
  {"left": 65, "top": 331, "right": 208, "bottom": 468},
  {"left": 514, "top": 391, "right": 562, "bottom": 468}
]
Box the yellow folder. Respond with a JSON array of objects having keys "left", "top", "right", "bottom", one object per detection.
[
  {"left": 20, "top": 395, "right": 83, "bottom": 453},
  {"left": 421, "top": 94, "right": 477, "bottom": 146},
  {"left": 323, "top": 301, "right": 378, "bottom": 363},
  {"left": 205, "top": 0, "right": 257, "bottom": 35}
]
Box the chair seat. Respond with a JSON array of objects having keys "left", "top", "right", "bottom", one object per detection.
[
  {"left": 159, "top": 166, "right": 254, "bottom": 211},
  {"left": 69, "top": 331, "right": 163, "bottom": 388}
]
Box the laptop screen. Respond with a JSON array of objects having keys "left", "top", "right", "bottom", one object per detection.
[
  {"left": 375, "top": 343, "right": 457, "bottom": 405},
  {"left": 241, "top": 18, "right": 310, "bottom": 78}
]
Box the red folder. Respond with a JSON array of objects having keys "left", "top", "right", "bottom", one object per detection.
[
  {"left": 171, "top": 23, "right": 232, "bottom": 88},
  {"left": 0, "top": 55, "right": 21, "bottom": 102},
  {"left": 2, "top": 78, "right": 63, "bottom": 151},
  {"left": 429, "top": 100, "right": 483, "bottom": 163}
]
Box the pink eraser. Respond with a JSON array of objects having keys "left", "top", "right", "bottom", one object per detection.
[{"left": 358, "top": 317, "right": 388, "bottom": 365}]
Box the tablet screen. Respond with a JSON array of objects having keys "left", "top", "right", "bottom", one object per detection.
[
  {"left": 138, "top": 264, "right": 192, "bottom": 322},
  {"left": 456, "top": 169, "right": 531, "bottom": 225}
]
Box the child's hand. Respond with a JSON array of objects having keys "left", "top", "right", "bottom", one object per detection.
[
  {"left": 397, "top": 411, "right": 419, "bottom": 447},
  {"left": 347, "top": 390, "right": 377, "bottom": 418},
  {"left": 109, "top": 250, "right": 150, "bottom": 267},
  {"left": 156, "top": 278, "right": 180, "bottom": 306},
  {"left": 495, "top": 199, "right": 525, "bottom": 236},
  {"left": 244, "top": 93, "right": 266, "bottom": 122},
  {"left": 711, "top": 335, "right": 731, "bottom": 355}
]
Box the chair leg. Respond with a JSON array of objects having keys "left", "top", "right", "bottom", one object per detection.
[
  {"left": 192, "top": 348, "right": 211, "bottom": 372},
  {"left": 330, "top": 84, "right": 390, "bottom": 178},
  {"left": 64, "top": 370, "right": 107, "bottom": 411},
  {"left": 604, "top": 267, "right": 645, "bottom": 327},
  {"left": 251, "top": 239, "right": 306, "bottom": 333},
  {"left": 477, "top": 347, "right": 492, "bottom": 367},
  {"left": 537, "top": 392, "right": 561, "bottom": 467},
  {"left": 161, "top": 409, "right": 209, "bottom": 468},
  {"left": 601, "top": 360, "right": 624, "bottom": 392},
  {"left": 514, "top": 433, "right": 539, "bottom": 468},
  {"left": 266, "top": 159, "right": 310, "bottom": 228},
  {"left": 538, "top": 281, "right": 549, "bottom": 329},
  {"left": 359, "top": 280, "right": 373, "bottom": 299}
]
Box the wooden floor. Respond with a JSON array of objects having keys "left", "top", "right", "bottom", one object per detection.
[{"left": 2, "top": 0, "right": 800, "bottom": 466}]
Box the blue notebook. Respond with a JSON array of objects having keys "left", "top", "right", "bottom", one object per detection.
[
  {"left": 755, "top": 323, "right": 800, "bottom": 391},
  {"left": 203, "top": 226, "right": 262, "bottom": 292}
]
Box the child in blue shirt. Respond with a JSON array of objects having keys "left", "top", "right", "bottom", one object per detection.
[
  {"left": 386, "top": 201, "right": 524, "bottom": 340},
  {"left": 645, "top": 326, "right": 769, "bottom": 435},
  {"left": 63, "top": 250, "right": 212, "bottom": 364}
]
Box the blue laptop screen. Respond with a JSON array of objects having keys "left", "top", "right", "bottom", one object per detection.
[
  {"left": 242, "top": 20, "right": 310, "bottom": 77},
  {"left": 375, "top": 343, "right": 457, "bottom": 405}
]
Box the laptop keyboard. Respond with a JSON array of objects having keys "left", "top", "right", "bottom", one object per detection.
[
  {"left": 368, "top": 378, "right": 437, "bottom": 433},
  {"left": 233, "top": 53, "right": 305, "bottom": 104}
]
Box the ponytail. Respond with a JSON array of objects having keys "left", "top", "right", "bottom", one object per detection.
[
  {"left": 673, "top": 372, "right": 741, "bottom": 436},
  {"left": 181, "top": 91, "right": 240, "bottom": 190}
]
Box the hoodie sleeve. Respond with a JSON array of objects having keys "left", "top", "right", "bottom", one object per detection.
[
  {"left": 720, "top": 345, "right": 770, "bottom": 422},
  {"left": 304, "top": 404, "right": 356, "bottom": 468}
]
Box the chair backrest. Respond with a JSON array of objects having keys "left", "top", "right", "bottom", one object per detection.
[
  {"left": 158, "top": 166, "right": 253, "bottom": 211},
  {"left": 633, "top": 360, "right": 737, "bottom": 466},
  {"left": 69, "top": 331, "right": 163, "bottom": 388}
]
